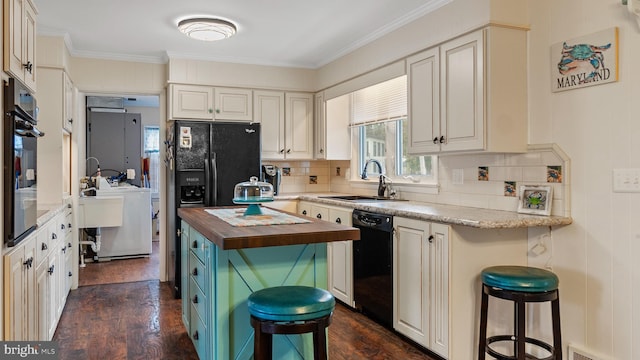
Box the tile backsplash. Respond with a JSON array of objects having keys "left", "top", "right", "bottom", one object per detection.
[
  {"left": 264, "top": 160, "right": 333, "bottom": 193},
  {"left": 412, "top": 143, "right": 571, "bottom": 217},
  {"left": 266, "top": 144, "right": 570, "bottom": 217}
]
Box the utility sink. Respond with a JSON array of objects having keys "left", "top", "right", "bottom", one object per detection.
[
  {"left": 77, "top": 195, "right": 124, "bottom": 228},
  {"left": 319, "top": 195, "right": 407, "bottom": 202}
]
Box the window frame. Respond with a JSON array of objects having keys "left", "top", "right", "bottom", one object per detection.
[{"left": 354, "top": 118, "right": 437, "bottom": 185}]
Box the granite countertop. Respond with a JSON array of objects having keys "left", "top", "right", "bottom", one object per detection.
[{"left": 275, "top": 193, "right": 573, "bottom": 229}]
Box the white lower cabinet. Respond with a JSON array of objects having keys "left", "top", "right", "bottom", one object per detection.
[
  {"left": 4, "top": 208, "right": 72, "bottom": 341},
  {"left": 393, "top": 217, "right": 449, "bottom": 358},
  {"left": 299, "top": 201, "right": 355, "bottom": 307},
  {"left": 3, "top": 232, "right": 37, "bottom": 340}
]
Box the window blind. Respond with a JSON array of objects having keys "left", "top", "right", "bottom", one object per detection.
[{"left": 351, "top": 75, "right": 407, "bottom": 127}]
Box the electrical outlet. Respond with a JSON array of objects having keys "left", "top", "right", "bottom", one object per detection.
[{"left": 613, "top": 168, "right": 640, "bottom": 192}]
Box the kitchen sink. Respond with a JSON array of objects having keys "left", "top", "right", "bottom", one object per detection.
[{"left": 319, "top": 195, "right": 407, "bottom": 202}]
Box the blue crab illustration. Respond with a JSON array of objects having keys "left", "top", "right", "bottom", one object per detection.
[
  {"left": 557, "top": 42, "right": 611, "bottom": 83},
  {"left": 525, "top": 191, "right": 546, "bottom": 209}
]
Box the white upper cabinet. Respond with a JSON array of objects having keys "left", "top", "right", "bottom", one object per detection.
[
  {"left": 408, "top": 26, "right": 527, "bottom": 154},
  {"left": 315, "top": 93, "right": 351, "bottom": 160},
  {"left": 314, "top": 92, "right": 326, "bottom": 159},
  {"left": 4, "top": 0, "right": 38, "bottom": 91},
  {"left": 213, "top": 87, "right": 252, "bottom": 121},
  {"left": 259, "top": 91, "right": 313, "bottom": 160},
  {"left": 284, "top": 92, "right": 314, "bottom": 159},
  {"left": 254, "top": 90, "right": 285, "bottom": 159},
  {"left": 439, "top": 30, "right": 485, "bottom": 152},
  {"left": 169, "top": 85, "right": 254, "bottom": 122},
  {"left": 407, "top": 47, "right": 440, "bottom": 153},
  {"left": 63, "top": 71, "right": 74, "bottom": 132},
  {"left": 169, "top": 84, "right": 214, "bottom": 120}
]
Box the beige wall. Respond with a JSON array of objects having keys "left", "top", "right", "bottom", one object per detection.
[
  {"left": 526, "top": 1, "right": 640, "bottom": 358},
  {"left": 70, "top": 57, "right": 165, "bottom": 95},
  {"left": 167, "top": 58, "right": 316, "bottom": 92},
  {"left": 316, "top": 0, "right": 530, "bottom": 91}
]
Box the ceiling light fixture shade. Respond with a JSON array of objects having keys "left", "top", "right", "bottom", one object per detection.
[{"left": 178, "top": 17, "right": 237, "bottom": 41}]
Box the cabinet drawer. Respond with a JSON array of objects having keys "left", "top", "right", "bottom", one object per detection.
[
  {"left": 189, "top": 230, "right": 207, "bottom": 263},
  {"left": 189, "top": 277, "right": 207, "bottom": 324},
  {"left": 189, "top": 304, "right": 208, "bottom": 359},
  {"left": 36, "top": 222, "right": 55, "bottom": 265},
  {"left": 189, "top": 251, "right": 206, "bottom": 292}
]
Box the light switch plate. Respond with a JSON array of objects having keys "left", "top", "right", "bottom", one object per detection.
[
  {"left": 452, "top": 169, "right": 464, "bottom": 185},
  {"left": 613, "top": 168, "right": 640, "bottom": 192}
]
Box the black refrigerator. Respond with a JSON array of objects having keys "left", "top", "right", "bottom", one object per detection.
[{"left": 167, "top": 121, "right": 261, "bottom": 298}]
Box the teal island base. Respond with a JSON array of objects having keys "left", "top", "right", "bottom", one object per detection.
[{"left": 180, "top": 222, "right": 329, "bottom": 360}]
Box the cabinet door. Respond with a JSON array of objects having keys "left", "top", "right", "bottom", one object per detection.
[
  {"left": 297, "top": 201, "right": 312, "bottom": 218},
  {"left": 170, "top": 84, "right": 214, "bottom": 120},
  {"left": 63, "top": 211, "right": 74, "bottom": 296},
  {"left": 4, "top": 246, "right": 26, "bottom": 340},
  {"left": 393, "top": 217, "right": 429, "bottom": 347},
  {"left": 22, "top": 0, "right": 36, "bottom": 91},
  {"left": 63, "top": 72, "right": 74, "bottom": 132},
  {"left": 314, "top": 92, "right": 326, "bottom": 159},
  {"left": 5, "top": 0, "right": 25, "bottom": 80},
  {"left": 310, "top": 205, "right": 329, "bottom": 222},
  {"left": 324, "top": 94, "right": 352, "bottom": 160},
  {"left": 429, "top": 223, "right": 449, "bottom": 358},
  {"left": 180, "top": 222, "right": 191, "bottom": 330},
  {"left": 4, "top": 0, "right": 37, "bottom": 91},
  {"left": 46, "top": 251, "right": 58, "bottom": 339},
  {"left": 124, "top": 113, "right": 142, "bottom": 186},
  {"left": 327, "top": 207, "right": 354, "bottom": 307},
  {"left": 440, "top": 30, "right": 484, "bottom": 152},
  {"left": 254, "top": 90, "right": 285, "bottom": 159},
  {"left": 284, "top": 93, "right": 314, "bottom": 159},
  {"left": 407, "top": 47, "right": 440, "bottom": 154},
  {"left": 36, "top": 260, "right": 50, "bottom": 340},
  {"left": 24, "top": 238, "right": 36, "bottom": 340},
  {"left": 214, "top": 87, "right": 252, "bottom": 121}
]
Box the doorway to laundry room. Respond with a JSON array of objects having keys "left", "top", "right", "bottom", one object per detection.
[{"left": 78, "top": 94, "right": 161, "bottom": 287}]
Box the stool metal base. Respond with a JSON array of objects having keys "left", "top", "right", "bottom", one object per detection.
[
  {"left": 251, "top": 314, "right": 333, "bottom": 360},
  {"left": 487, "top": 335, "right": 555, "bottom": 360},
  {"left": 478, "top": 284, "right": 562, "bottom": 360}
]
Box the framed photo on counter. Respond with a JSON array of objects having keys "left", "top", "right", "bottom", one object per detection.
[{"left": 517, "top": 185, "right": 553, "bottom": 216}]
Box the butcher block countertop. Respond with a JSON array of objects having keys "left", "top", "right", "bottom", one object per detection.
[{"left": 178, "top": 206, "right": 360, "bottom": 250}]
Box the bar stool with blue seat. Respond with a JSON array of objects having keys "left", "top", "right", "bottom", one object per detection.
[
  {"left": 478, "top": 265, "right": 562, "bottom": 360},
  {"left": 248, "top": 285, "right": 336, "bottom": 360}
]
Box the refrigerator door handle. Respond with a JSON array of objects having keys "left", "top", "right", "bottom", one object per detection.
[
  {"left": 204, "top": 158, "right": 211, "bottom": 206},
  {"left": 211, "top": 153, "right": 218, "bottom": 206}
]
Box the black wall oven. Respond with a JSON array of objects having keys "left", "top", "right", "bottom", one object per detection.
[{"left": 3, "top": 78, "right": 44, "bottom": 247}]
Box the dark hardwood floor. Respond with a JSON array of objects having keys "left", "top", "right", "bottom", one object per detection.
[{"left": 56, "top": 239, "right": 439, "bottom": 359}]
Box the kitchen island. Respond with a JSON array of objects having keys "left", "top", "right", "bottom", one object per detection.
[{"left": 177, "top": 206, "right": 359, "bottom": 360}]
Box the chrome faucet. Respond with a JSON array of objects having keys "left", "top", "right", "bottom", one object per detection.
[
  {"left": 378, "top": 174, "right": 395, "bottom": 198},
  {"left": 361, "top": 159, "right": 390, "bottom": 197},
  {"left": 79, "top": 187, "right": 97, "bottom": 197}
]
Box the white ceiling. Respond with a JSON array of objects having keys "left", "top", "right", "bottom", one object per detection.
[{"left": 33, "top": 0, "right": 448, "bottom": 69}]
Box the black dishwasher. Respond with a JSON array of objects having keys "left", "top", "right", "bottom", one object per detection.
[{"left": 352, "top": 209, "right": 393, "bottom": 328}]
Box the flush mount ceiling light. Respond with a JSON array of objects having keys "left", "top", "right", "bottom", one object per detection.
[{"left": 178, "top": 17, "right": 237, "bottom": 41}]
